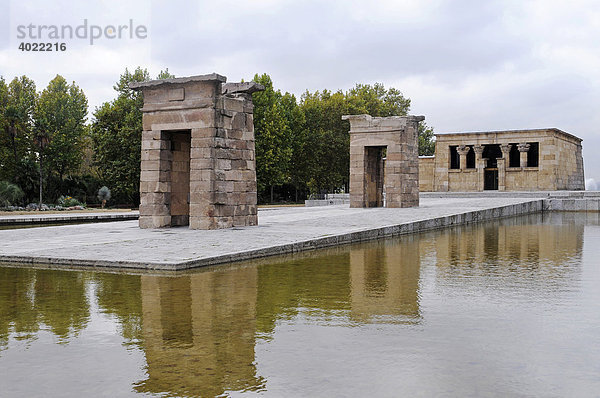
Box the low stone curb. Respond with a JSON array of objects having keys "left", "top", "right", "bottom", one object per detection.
[{"left": 0, "top": 212, "right": 139, "bottom": 225}]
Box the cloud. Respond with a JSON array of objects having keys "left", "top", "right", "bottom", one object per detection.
[{"left": 1, "top": 0, "right": 600, "bottom": 182}]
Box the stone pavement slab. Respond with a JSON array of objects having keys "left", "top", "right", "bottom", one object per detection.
[{"left": 0, "top": 197, "right": 543, "bottom": 271}]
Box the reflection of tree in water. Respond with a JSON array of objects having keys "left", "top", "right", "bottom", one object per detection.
[
  {"left": 349, "top": 238, "right": 421, "bottom": 324},
  {"left": 94, "top": 272, "right": 143, "bottom": 344},
  {"left": 255, "top": 239, "right": 422, "bottom": 332},
  {"left": 33, "top": 269, "right": 90, "bottom": 341},
  {"left": 256, "top": 253, "right": 351, "bottom": 335},
  {"left": 0, "top": 268, "right": 90, "bottom": 348},
  {"left": 0, "top": 267, "right": 39, "bottom": 349}
]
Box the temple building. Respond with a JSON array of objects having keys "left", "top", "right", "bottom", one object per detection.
[{"left": 419, "top": 128, "right": 584, "bottom": 192}]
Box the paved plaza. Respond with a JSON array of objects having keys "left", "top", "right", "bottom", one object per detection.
[{"left": 0, "top": 197, "right": 543, "bottom": 270}]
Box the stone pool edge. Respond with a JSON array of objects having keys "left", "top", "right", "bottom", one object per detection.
[
  {"left": 0, "top": 199, "right": 545, "bottom": 271},
  {"left": 0, "top": 212, "right": 139, "bottom": 225}
]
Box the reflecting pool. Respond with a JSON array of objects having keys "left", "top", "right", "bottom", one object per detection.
[{"left": 1, "top": 212, "right": 599, "bottom": 397}]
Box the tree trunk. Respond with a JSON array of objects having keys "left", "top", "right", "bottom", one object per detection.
[
  {"left": 270, "top": 185, "right": 274, "bottom": 204},
  {"left": 38, "top": 154, "right": 43, "bottom": 209},
  {"left": 7, "top": 125, "right": 18, "bottom": 180}
]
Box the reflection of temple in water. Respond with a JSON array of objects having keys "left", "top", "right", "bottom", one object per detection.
[
  {"left": 433, "top": 213, "right": 584, "bottom": 281},
  {"left": 349, "top": 237, "right": 421, "bottom": 323},
  {"left": 135, "top": 268, "right": 264, "bottom": 397}
]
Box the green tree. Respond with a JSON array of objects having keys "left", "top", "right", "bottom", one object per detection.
[
  {"left": 33, "top": 75, "right": 88, "bottom": 204},
  {"left": 156, "top": 68, "right": 175, "bottom": 80},
  {"left": 91, "top": 67, "right": 172, "bottom": 205},
  {"left": 418, "top": 122, "right": 435, "bottom": 156},
  {"left": 300, "top": 89, "right": 350, "bottom": 194},
  {"left": 251, "top": 74, "right": 293, "bottom": 202},
  {"left": 346, "top": 83, "right": 411, "bottom": 116},
  {"left": 280, "top": 92, "right": 308, "bottom": 201},
  {"left": 0, "top": 76, "right": 37, "bottom": 184}
]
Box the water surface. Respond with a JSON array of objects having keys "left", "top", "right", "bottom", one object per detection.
[{"left": 1, "top": 212, "right": 599, "bottom": 397}]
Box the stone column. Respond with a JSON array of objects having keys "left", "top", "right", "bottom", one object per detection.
[
  {"left": 457, "top": 145, "right": 470, "bottom": 170},
  {"left": 473, "top": 145, "right": 484, "bottom": 191},
  {"left": 500, "top": 144, "right": 512, "bottom": 162},
  {"left": 517, "top": 143, "right": 530, "bottom": 168},
  {"left": 499, "top": 144, "right": 511, "bottom": 191}
]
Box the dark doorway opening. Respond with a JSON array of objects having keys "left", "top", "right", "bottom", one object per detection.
[
  {"left": 364, "top": 146, "right": 386, "bottom": 207},
  {"left": 484, "top": 169, "right": 498, "bottom": 190},
  {"left": 509, "top": 144, "right": 520, "bottom": 167},
  {"left": 168, "top": 130, "right": 191, "bottom": 226},
  {"left": 527, "top": 142, "right": 539, "bottom": 167},
  {"left": 466, "top": 146, "right": 476, "bottom": 169},
  {"left": 449, "top": 146, "right": 459, "bottom": 169}
]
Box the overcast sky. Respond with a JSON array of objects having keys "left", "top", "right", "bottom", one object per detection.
[{"left": 2, "top": 0, "right": 599, "bottom": 187}]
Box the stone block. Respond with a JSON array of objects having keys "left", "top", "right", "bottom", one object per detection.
[
  {"left": 142, "top": 160, "right": 171, "bottom": 171},
  {"left": 223, "top": 97, "right": 245, "bottom": 113},
  {"left": 141, "top": 149, "right": 169, "bottom": 161},
  {"left": 140, "top": 192, "right": 170, "bottom": 206},
  {"left": 190, "top": 180, "right": 213, "bottom": 193},
  {"left": 190, "top": 191, "right": 214, "bottom": 204},
  {"left": 139, "top": 203, "right": 170, "bottom": 216},
  {"left": 586, "top": 199, "right": 600, "bottom": 212},
  {"left": 141, "top": 139, "right": 169, "bottom": 150},
  {"left": 215, "top": 180, "right": 234, "bottom": 193},
  {"left": 216, "top": 159, "right": 231, "bottom": 170},
  {"left": 140, "top": 170, "right": 171, "bottom": 182},
  {"left": 216, "top": 217, "right": 234, "bottom": 229},
  {"left": 190, "top": 147, "right": 213, "bottom": 159},
  {"left": 190, "top": 203, "right": 214, "bottom": 218},
  {"left": 182, "top": 108, "right": 215, "bottom": 126},
  {"left": 213, "top": 192, "right": 229, "bottom": 205},
  {"left": 191, "top": 128, "right": 216, "bottom": 139},
  {"left": 189, "top": 216, "right": 216, "bottom": 230},
  {"left": 190, "top": 158, "right": 214, "bottom": 170},
  {"left": 190, "top": 170, "right": 213, "bottom": 182}
]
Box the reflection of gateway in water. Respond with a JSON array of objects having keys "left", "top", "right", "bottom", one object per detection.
[
  {"left": 136, "top": 268, "right": 264, "bottom": 397},
  {"left": 135, "top": 239, "right": 424, "bottom": 396}
]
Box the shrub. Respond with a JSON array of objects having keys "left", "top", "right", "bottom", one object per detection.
[
  {"left": 57, "top": 195, "right": 83, "bottom": 207},
  {"left": 97, "top": 186, "right": 111, "bottom": 208},
  {"left": 0, "top": 181, "right": 25, "bottom": 207}
]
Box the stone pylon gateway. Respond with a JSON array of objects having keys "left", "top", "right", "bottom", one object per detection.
[
  {"left": 343, "top": 114, "right": 423, "bottom": 208},
  {"left": 130, "top": 74, "right": 263, "bottom": 229}
]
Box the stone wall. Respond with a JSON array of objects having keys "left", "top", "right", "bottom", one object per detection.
[
  {"left": 554, "top": 133, "right": 585, "bottom": 190},
  {"left": 131, "top": 74, "right": 262, "bottom": 229},
  {"left": 418, "top": 156, "right": 435, "bottom": 192},
  {"left": 344, "top": 114, "right": 424, "bottom": 208}
]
